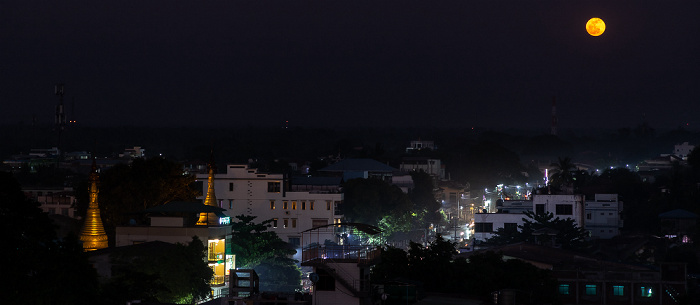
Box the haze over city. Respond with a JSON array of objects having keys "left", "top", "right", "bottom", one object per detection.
[{"left": 2, "top": 0, "right": 699, "bottom": 129}]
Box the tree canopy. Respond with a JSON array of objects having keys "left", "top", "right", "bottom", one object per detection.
[
  {"left": 1, "top": 171, "right": 99, "bottom": 305},
  {"left": 229, "top": 215, "right": 301, "bottom": 292},
  {"left": 371, "top": 235, "right": 557, "bottom": 302},
  {"left": 487, "top": 211, "right": 589, "bottom": 250},
  {"left": 101, "top": 236, "right": 213, "bottom": 304}
]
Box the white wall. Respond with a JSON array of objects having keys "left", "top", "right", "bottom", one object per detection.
[{"left": 198, "top": 164, "right": 342, "bottom": 247}]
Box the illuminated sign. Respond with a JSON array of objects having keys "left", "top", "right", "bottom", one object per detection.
[{"left": 219, "top": 217, "right": 230, "bottom": 225}]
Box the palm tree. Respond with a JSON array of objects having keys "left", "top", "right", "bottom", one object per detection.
[{"left": 549, "top": 157, "right": 576, "bottom": 190}]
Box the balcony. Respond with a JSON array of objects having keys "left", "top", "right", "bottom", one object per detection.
[{"left": 301, "top": 244, "right": 380, "bottom": 266}]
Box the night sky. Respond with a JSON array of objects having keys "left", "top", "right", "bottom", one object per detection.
[{"left": 2, "top": 1, "right": 699, "bottom": 130}]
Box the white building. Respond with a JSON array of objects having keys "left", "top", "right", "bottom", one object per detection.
[
  {"left": 115, "top": 202, "right": 233, "bottom": 299},
  {"left": 196, "top": 164, "right": 343, "bottom": 248},
  {"left": 584, "top": 194, "right": 623, "bottom": 239},
  {"left": 474, "top": 194, "right": 587, "bottom": 243}
]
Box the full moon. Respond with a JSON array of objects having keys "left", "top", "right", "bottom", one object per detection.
[{"left": 586, "top": 17, "right": 606, "bottom": 36}]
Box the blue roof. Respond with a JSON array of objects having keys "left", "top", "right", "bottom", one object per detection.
[{"left": 659, "top": 209, "right": 699, "bottom": 219}]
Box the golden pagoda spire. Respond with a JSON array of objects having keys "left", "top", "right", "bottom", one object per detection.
[
  {"left": 197, "top": 151, "right": 219, "bottom": 226},
  {"left": 80, "top": 158, "right": 108, "bottom": 251}
]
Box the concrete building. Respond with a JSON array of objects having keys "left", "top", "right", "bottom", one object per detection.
[
  {"left": 584, "top": 194, "right": 623, "bottom": 239},
  {"left": 24, "top": 187, "right": 78, "bottom": 219},
  {"left": 301, "top": 224, "right": 381, "bottom": 305},
  {"left": 116, "top": 201, "right": 233, "bottom": 298},
  {"left": 196, "top": 164, "right": 343, "bottom": 248},
  {"left": 474, "top": 194, "right": 589, "bottom": 243}
]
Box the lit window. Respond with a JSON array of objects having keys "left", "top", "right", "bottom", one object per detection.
[
  {"left": 640, "top": 286, "right": 653, "bottom": 298},
  {"left": 283, "top": 218, "right": 288, "bottom": 228},
  {"left": 310, "top": 201, "right": 315, "bottom": 210},
  {"left": 292, "top": 201, "right": 297, "bottom": 210},
  {"left": 558, "top": 284, "right": 570, "bottom": 295},
  {"left": 585, "top": 284, "right": 597, "bottom": 295},
  {"left": 272, "top": 218, "right": 278, "bottom": 228},
  {"left": 270, "top": 200, "right": 275, "bottom": 210},
  {"left": 283, "top": 201, "right": 288, "bottom": 209},
  {"left": 612, "top": 285, "right": 624, "bottom": 296}
]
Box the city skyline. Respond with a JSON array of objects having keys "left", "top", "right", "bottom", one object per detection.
[{"left": 2, "top": 0, "right": 699, "bottom": 130}]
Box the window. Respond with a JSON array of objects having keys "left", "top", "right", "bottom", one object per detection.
[
  {"left": 474, "top": 222, "right": 493, "bottom": 233},
  {"left": 640, "top": 286, "right": 653, "bottom": 298},
  {"left": 283, "top": 218, "right": 288, "bottom": 228},
  {"left": 288, "top": 237, "right": 300, "bottom": 247},
  {"left": 229, "top": 182, "right": 234, "bottom": 191},
  {"left": 270, "top": 200, "right": 275, "bottom": 210},
  {"left": 585, "top": 284, "right": 597, "bottom": 295},
  {"left": 612, "top": 285, "right": 624, "bottom": 296},
  {"left": 556, "top": 204, "right": 573, "bottom": 215},
  {"left": 272, "top": 218, "right": 278, "bottom": 228},
  {"left": 326, "top": 200, "right": 332, "bottom": 210},
  {"left": 301, "top": 201, "right": 306, "bottom": 210},
  {"left": 283, "top": 201, "right": 288, "bottom": 210},
  {"left": 267, "top": 182, "right": 281, "bottom": 193},
  {"left": 535, "top": 204, "right": 545, "bottom": 215},
  {"left": 558, "top": 284, "right": 570, "bottom": 295},
  {"left": 504, "top": 223, "right": 518, "bottom": 232},
  {"left": 292, "top": 201, "right": 297, "bottom": 210},
  {"left": 334, "top": 201, "right": 341, "bottom": 212},
  {"left": 309, "top": 201, "right": 315, "bottom": 210},
  {"left": 587, "top": 213, "right": 592, "bottom": 220},
  {"left": 312, "top": 219, "right": 328, "bottom": 228},
  {"left": 229, "top": 199, "right": 233, "bottom": 209},
  {"left": 292, "top": 218, "right": 297, "bottom": 228}
]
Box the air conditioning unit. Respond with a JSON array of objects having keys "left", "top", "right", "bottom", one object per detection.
[{"left": 285, "top": 211, "right": 290, "bottom": 215}]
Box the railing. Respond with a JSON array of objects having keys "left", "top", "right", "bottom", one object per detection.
[{"left": 301, "top": 244, "right": 380, "bottom": 264}]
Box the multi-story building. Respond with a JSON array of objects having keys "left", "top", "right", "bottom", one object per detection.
[
  {"left": 584, "top": 194, "right": 623, "bottom": 239},
  {"left": 116, "top": 201, "right": 233, "bottom": 298},
  {"left": 474, "top": 194, "right": 589, "bottom": 242},
  {"left": 196, "top": 164, "right": 343, "bottom": 248},
  {"left": 23, "top": 187, "right": 79, "bottom": 219}
]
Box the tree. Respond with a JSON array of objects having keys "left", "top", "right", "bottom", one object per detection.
[
  {"left": 342, "top": 178, "right": 414, "bottom": 235},
  {"left": 229, "top": 215, "right": 301, "bottom": 292},
  {"left": 101, "top": 237, "right": 213, "bottom": 304},
  {"left": 78, "top": 157, "right": 200, "bottom": 244},
  {"left": 549, "top": 157, "right": 576, "bottom": 190},
  {"left": 487, "top": 211, "right": 589, "bottom": 251},
  {"left": 408, "top": 170, "right": 442, "bottom": 227},
  {"left": 1, "top": 171, "right": 99, "bottom": 304}
]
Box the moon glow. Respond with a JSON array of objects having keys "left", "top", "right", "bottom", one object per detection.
[{"left": 586, "top": 18, "right": 606, "bottom": 36}]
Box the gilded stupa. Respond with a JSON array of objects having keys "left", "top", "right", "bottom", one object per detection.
[
  {"left": 79, "top": 158, "right": 109, "bottom": 251},
  {"left": 196, "top": 153, "right": 219, "bottom": 226}
]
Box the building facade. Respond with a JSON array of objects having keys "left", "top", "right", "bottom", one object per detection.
[{"left": 196, "top": 164, "right": 343, "bottom": 248}]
